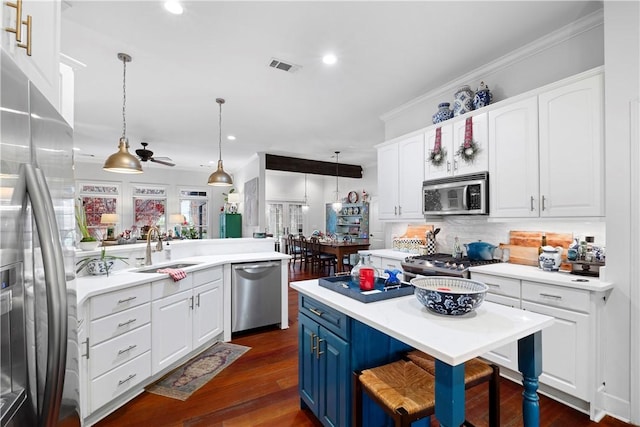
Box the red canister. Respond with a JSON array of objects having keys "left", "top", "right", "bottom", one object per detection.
[{"left": 359, "top": 267, "right": 375, "bottom": 291}]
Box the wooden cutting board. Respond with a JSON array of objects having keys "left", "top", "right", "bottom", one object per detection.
[
  {"left": 505, "top": 230, "right": 574, "bottom": 270},
  {"left": 499, "top": 244, "right": 539, "bottom": 267}
]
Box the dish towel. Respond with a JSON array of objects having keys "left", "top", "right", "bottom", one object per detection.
[{"left": 157, "top": 268, "right": 187, "bottom": 282}]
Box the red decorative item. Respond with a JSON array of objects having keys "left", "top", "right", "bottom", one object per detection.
[
  {"left": 359, "top": 267, "right": 375, "bottom": 291},
  {"left": 434, "top": 127, "right": 442, "bottom": 152},
  {"left": 464, "top": 117, "right": 473, "bottom": 148}
]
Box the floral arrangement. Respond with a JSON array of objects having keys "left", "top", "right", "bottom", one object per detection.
[
  {"left": 75, "top": 198, "right": 96, "bottom": 242},
  {"left": 457, "top": 139, "right": 480, "bottom": 162},
  {"left": 76, "top": 246, "right": 128, "bottom": 277}
]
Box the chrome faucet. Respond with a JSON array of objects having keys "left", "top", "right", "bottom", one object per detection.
[{"left": 145, "top": 226, "right": 163, "bottom": 266}]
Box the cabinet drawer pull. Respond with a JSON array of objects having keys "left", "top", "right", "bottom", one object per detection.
[
  {"left": 453, "top": 159, "right": 458, "bottom": 171},
  {"left": 530, "top": 196, "right": 535, "bottom": 212},
  {"left": 117, "top": 374, "right": 137, "bottom": 386},
  {"left": 486, "top": 283, "right": 500, "bottom": 288},
  {"left": 309, "top": 308, "right": 323, "bottom": 317},
  {"left": 398, "top": 206, "right": 402, "bottom": 216},
  {"left": 189, "top": 296, "right": 194, "bottom": 310},
  {"left": 447, "top": 161, "right": 451, "bottom": 172},
  {"left": 5, "top": 0, "right": 23, "bottom": 41},
  {"left": 539, "top": 292, "right": 562, "bottom": 300},
  {"left": 117, "top": 318, "right": 136, "bottom": 328},
  {"left": 17, "top": 14, "right": 31, "bottom": 56},
  {"left": 117, "top": 296, "right": 137, "bottom": 304},
  {"left": 394, "top": 206, "right": 397, "bottom": 216},
  {"left": 316, "top": 338, "right": 324, "bottom": 359},
  {"left": 196, "top": 294, "right": 200, "bottom": 307},
  {"left": 82, "top": 338, "right": 90, "bottom": 359},
  {"left": 310, "top": 333, "right": 317, "bottom": 354},
  {"left": 117, "top": 344, "right": 137, "bottom": 355},
  {"left": 541, "top": 195, "right": 547, "bottom": 211}
]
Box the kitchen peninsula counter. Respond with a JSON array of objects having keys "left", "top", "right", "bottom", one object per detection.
[{"left": 291, "top": 279, "right": 554, "bottom": 426}]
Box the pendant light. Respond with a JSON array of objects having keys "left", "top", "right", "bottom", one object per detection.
[
  {"left": 207, "top": 98, "right": 233, "bottom": 186},
  {"left": 302, "top": 174, "right": 309, "bottom": 212},
  {"left": 103, "top": 53, "right": 143, "bottom": 174},
  {"left": 331, "top": 151, "right": 342, "bottom": 212}
]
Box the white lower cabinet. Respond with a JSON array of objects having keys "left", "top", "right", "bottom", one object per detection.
[
  {"left": 369, "top": 255, "right": 403, "bottom": 273},
  {"left": 81, "top": 266, "right": 225, "bottom": 422},
  {"left": 522, "top": 300, "right": 589, "bottom": 400},
  {"left": 151, "top": 267, "right": 224, "bottom": 374},
  {"left": 90, "top": 352, "right": 151, "bottom": 413},
  {"left": 152, "top": 289, "right": 193, "bottom": 373},
  {"left": 472, "top": 270, "right": 602, "bottom": 416}
]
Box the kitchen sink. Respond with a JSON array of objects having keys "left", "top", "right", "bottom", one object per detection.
[{"left": 134, "top": 262, "right": 200, "bottom": 273}]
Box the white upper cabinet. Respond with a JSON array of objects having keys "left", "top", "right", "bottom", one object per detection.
[
  {"left": 377, "top": 133, "right": 425, "bottom": 220},
  {"left": 489, "top": 97, "right": 540, "bottom": 217},
  {"left": 489, "top": 71, "right": 604, "bottom": 218},
  {"left": 2, "top": 0, "right": 61, "bottom": 109},
  {"left": 538, "top": 73, "right": 604, "bottom": 217},
  {"left": 425, "top": 113, "right": 489, "bottom": 180}
]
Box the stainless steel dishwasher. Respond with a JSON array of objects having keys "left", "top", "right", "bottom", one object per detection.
[{"left": 231, "top": 261, "right": 282, "bottom": 333}]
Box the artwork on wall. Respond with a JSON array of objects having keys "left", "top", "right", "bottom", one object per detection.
[{"left": 244, "top": 177, "right": 259, "bottom": 226}]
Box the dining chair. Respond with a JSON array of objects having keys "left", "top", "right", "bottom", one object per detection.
[
  {"left": 309, "top": 236, "right": 337, "bottom": 275},
  {"left": 287, "top": 234, "right": 303, "bottom": 269}
]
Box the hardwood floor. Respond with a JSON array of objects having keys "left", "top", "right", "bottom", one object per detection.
[{"left": 96, "top": 264, "right": 634, "bottom": 427}]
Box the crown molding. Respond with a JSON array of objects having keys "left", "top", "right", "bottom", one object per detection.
[{"left": 380, "top": 8, "right": 604, "bottom": 122}]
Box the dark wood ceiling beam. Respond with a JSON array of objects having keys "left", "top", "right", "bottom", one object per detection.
[{"left": 265, "top": 154, "right": 363, "bottom": 179}]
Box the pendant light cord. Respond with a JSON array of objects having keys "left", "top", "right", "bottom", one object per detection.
[
  {"left": 218, "top": 101, "right": 222, "bottom": 161},
  {"left": 121, "top": 57, "right": 127, "bottom": 140},
  {"left": 335, "top": 151, "right": 340, "bottom": 196}
]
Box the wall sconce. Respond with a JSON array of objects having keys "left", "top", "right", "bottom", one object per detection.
[{"left": 100, "top": 213, "right": 120, "bottom": 240}]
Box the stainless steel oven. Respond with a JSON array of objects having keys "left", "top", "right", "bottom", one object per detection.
[{"left": 423, "top": 172, "right": 489, "bottom": 216}]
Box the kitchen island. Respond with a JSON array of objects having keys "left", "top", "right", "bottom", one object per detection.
[{"left": 291, "top": 279, "right": 554, "bottom": 427}]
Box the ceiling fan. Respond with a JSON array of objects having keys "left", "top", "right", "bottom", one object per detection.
[{"left": 135, "top": 142, "right": 175, "bottom": 167}]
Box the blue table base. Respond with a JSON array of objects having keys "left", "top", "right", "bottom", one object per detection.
[{"left": 433, "top": 330, "right": 543, "bottom": 427}]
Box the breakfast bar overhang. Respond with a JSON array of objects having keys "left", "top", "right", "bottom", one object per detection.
[{"left": 291, "top": 279, "right": 555, "bottom": 427}]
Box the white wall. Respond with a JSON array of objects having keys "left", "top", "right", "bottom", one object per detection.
[
  {"left": 231, "top": 152, "right": 264, "bottom": 237},
  {"left": 603, "top": 2, "right": 640, "bottom": 422},
  {"left": 383, "top": 10, "right": 604, "bottom": 141}
]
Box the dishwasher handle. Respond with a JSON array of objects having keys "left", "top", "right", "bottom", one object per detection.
[{"left": 233, "top": 262, "right": 280, "bottom": 271}]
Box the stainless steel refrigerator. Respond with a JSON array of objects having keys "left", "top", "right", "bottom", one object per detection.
[{"left": 1, "top": 52, "right": 79, "bottom": 426}]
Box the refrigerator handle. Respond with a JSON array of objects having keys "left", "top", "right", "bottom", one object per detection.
[{"left": 23, "top": 164, "right": 68, "bottom": 427}]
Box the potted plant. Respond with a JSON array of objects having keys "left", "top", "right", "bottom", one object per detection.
[
  {"left": 76, "top": 247, "right": 129, "bottom": 277},
  {"left": 75, "top": 199, "right": 99, "bottom": 250}
]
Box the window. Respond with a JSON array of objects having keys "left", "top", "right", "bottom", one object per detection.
[
  {"left": 78, "top": 182, "right": 120, "bottom": 240},
  {"left": 267, "top": 201, "right": 304, "bottom": 238},
  {"left": 133, "top": 185, "right": 167, "bottom": 234},
  {"left": 178, "top": 189, "right": 209, "bottom": 239}
]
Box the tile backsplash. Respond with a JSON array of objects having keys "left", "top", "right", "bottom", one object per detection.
[{"left": 386, "top": 217, "right": 606, "bottom": 255}]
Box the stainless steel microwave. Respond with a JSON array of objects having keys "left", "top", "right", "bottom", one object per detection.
[{"left": 422, "top": 172, "right": 489, "bottom": 215}]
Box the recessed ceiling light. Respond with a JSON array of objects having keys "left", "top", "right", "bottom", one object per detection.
[
  {"left": 227, "top": 135, "right": 236, "bottom": 141},
  {"left": 164, "top": 1, "right": 183, "bottom": 15},
  {"left": 72, "top": 147, "right": 80, "bottom": 151},
  {"left": 322, "top": 53, "right": 337, "bottom": 65}
]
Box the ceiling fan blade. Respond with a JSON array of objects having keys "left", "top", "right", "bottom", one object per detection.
[{"left": 150, "top": 157, "right": 175, "bottom": 167}]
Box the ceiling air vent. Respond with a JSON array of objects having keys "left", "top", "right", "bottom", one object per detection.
[{"left": 269, "top": 58, "right": 301, "bottom": 73}]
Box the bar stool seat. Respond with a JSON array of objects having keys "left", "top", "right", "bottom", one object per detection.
[
  {"left": 405, "top": 350, "right": 501, "bottom": 427},
  {"left": 353, "top": 359, "right": 437, "bottom": 427}
]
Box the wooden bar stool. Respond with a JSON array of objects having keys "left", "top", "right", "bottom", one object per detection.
[
  {"left": 353, "top": 359, "right": 437, "bottom": 427},
  {"left": 405, "top": 350, "right": 501, "bottom": 427}
]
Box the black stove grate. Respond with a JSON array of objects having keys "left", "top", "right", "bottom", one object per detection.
[{"left": 405, "top": 253, "right": 502, "bottom": 267}]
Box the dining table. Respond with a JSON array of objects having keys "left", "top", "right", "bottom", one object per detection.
[
  {"left": 316, "top": 239, "right": 370, "bottom": 272},
  {"left": 290, "top": 279, "right": 555, "bottom": 427}
]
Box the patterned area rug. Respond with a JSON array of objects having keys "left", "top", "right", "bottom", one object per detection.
[{"left": 146, "top": 342, "right": 250, "bottom": 401}]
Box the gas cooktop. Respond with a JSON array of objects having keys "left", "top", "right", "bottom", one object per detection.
[{"left": 401, "top": 253, "right": 502, "bottom": 278}]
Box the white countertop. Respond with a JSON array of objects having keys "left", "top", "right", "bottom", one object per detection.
[
  {"left": 291, "top": 279, "right": 554, "bottom": 366},
  {"left": 469, "top": 263, "right": 614, "bottom": 292},
  {"left": 77, "top": 252, "right": 289, "bottom": 304},
  {"left": 358, "top": 249, "right": 411, "bottom": 261}
]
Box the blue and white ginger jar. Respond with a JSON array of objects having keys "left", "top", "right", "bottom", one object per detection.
[
  {"left": 453, "top": 85, "right": 474, "bottom": 116},
  {"left": 473, "top": 81, "right": 493, "bottom": 109},
  {"left": 432, "top": 102, "right": 454, "bottom": 124}
]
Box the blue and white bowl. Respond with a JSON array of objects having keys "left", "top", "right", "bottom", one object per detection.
[{"left": 410, "top": 277, "right": 488, "bottom": 316}]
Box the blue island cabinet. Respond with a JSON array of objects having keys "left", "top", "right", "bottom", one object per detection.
[{"left": 298, "top": 294, "right": 418, "bottom": 427}]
